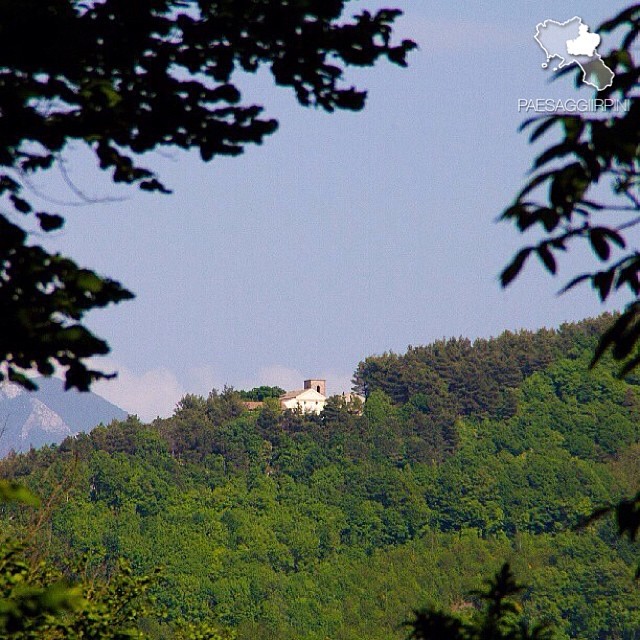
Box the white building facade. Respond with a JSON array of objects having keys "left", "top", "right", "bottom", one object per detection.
[{"left": 279, "top": 379, "right": 327, "bottom": 414}]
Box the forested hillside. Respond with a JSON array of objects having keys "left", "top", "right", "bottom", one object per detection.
[{"left": 2, "top": 314, "right": 640, "bottom": 639}]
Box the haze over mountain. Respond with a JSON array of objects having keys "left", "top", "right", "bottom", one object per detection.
[{"left": 0, "top": 378, "right": 127, "bottom": 457}]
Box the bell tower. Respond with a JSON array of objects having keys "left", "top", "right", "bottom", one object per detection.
[{"left": 304, "top": 379, "right": 326, "bottom": 397}]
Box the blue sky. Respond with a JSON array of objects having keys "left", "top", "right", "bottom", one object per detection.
[{"left": 37, "top": 1, "right": 633, "bottom": 419}]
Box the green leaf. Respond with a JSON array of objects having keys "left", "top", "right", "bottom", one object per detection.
[
  {"left": 0, "top": 481, "right": 40, "bottom": 506},
  {"left": 36, "top": 212, "right": 64, "bottom": 232},
  {"left": 529, "top": 116, "right": 559, "bottom": 143},
  {"left": 76, "top": 271, "right": 105, "bottom": 293},
  {"left": 500, "top": 248, "right": 531, "bottom": 287},
  {"left": 536, "top": 244, "right": 556, "bottom": 274},
  {"left": 593, "top": 270, "right": 616, "bottom": 301},
  {"left": 9, "top": 195, "right": 32, "bottom": 214},
  {"left": 558, "top": 273, "right": 590, "bottom": 294},
  {"left": 534, "top": 142, "right": 578, "bottom": 169},
  {"left": 589, "top": 229, "right": 611, "bottom": 261}
]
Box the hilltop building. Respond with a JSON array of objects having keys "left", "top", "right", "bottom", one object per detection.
[
  {"left": 339, "top": 392, "right": 365, "bottom": 414},
  {"left": 279, "top": 379, "right": 327, "bottom": 414},
  {"left": 340, "top": 392, "right": 363, "bottom": 405},
  {"left": 241, "top": 379, "right": 364, "bottom": 416}
]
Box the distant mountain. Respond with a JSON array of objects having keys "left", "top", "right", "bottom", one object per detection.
[{"left": 0, "top": 378, "right": 127, "bottom": 457}]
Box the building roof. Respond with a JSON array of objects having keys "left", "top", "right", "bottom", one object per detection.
[
  {"left": 280, "top": 388, "right": 326, "bottom": 401},
  {"left": 280, "top": 389, "right": 305, "bottom": 401}
]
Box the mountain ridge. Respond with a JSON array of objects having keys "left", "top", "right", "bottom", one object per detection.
[{"left": 0, "top": 377, "right": 127, "bottom": 456}]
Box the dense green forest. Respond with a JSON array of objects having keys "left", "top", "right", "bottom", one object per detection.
[{"left": 2, "top": 314, "right": 640, "bottom": 639}]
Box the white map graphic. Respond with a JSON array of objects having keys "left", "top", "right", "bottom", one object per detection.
[
  {"left": 566, "top": 24, "right": 600, "bottom": 56},
  {"left": 534, "top": 17, "right": 614, "bottom": 91}
]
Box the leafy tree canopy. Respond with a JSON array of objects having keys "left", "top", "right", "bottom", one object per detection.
[
  {"left": 499, "top": 6, "right": 640, "bottom": 548},
  {"left": 3, "top": 315, "right": 640, "bottom": 639},
  {"left": 0, "top": 0, "right": 415, "bottom": 391},
  {"left": 408, "top": 564, "right": 553, "bottom": 640},
  {"left": 237, "top": 386, "right": 285, "bottom": 402}
]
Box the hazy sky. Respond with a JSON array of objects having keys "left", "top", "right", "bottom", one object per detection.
[{"left": 36, "top": 1, "right": 632, "bottom": 419}]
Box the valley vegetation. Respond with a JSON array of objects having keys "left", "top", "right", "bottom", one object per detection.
[{"left": 1, "top": 315, "right": 640, "bottom": 639}]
